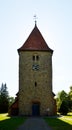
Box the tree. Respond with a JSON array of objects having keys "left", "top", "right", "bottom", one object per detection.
[
  {"left": 68, "top": 86, "right": 72, "bottom": 100},
  {"left": 68, "top": 86, "right": 72, "bottom": 111},
  {"left": 56, "top": 86, "right": 72, "bottom": 114},
  {"left": 56, "top": 90, "right": 68, "bottom": 111},
  {"left": 59, "top": 100, "right": 69, "bottom": 115},
  {"left": 0, "top": 83, "right": 9, "bottom": 113},
  {"left": 8, "top": 97, "right": 15, "bottom": 107}
]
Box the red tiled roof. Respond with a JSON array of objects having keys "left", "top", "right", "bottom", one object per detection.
[{"left": 18, "top": 25, "right": 53, "bottom": 52}]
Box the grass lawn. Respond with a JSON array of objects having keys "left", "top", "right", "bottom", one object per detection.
[
  {"left": 0, "top": 113, "right": 72, "bottom": 130},
  {"left": 0, "top": 113, "right": 27, "bottom": 130},
  {"left": 44, "top": 112, "right": 72, "bottom": 130}
]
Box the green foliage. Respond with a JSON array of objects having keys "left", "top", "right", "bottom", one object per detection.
[
  {"left": 68, "top": 86, "right": 72, "bottom": 111},
  {"left": 8, "top": 97, "right": 15, "bottom": 107},
  {"left": 0, "top": 83, "right": 9, "bottom": 113},
  {"left": 56, "top": 90, "right": 68, "bottom": 111},
  {"left": 0, "top": 83, "right": 9, "bottom": 97},
  {"left": 0, "top": 83, "right": 15, "bottom": 114},
  {"left": 68, "top": 100, "right": 72, "bottom": 111},
  {"left": 59, "top": 90, "right": 68, "bottom": 101},
  {"left": 68, "top": 86, "right": 72, "bottom": 100},
  {"left": 59, "top": 101, "right": 69, "bottom": 115},
  {"left": 56, "top": 87, "right": 72, "bottom": 115}
]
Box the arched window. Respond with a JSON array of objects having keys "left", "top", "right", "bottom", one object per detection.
[{"left": 32, "top": 55, "right": 39, "bottom": 61}]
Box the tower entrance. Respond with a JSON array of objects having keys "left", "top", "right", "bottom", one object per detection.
[{"left": 32, "top": 102, "right": 40, "bottom": 116}]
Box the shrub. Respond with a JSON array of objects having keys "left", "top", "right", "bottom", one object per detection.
[{"left": 59, "top": 100, "right": 69, "bottom": 115}]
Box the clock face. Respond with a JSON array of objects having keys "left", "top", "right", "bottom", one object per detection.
[{"left": 32, "top": 64, "right": 39, "bottom": 70}]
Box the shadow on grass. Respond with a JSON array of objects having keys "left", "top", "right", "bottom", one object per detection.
[
  {"left": 45, "top": 117, "right": 72, "bottom": 130},
  {"left": 0, "top": 116, "right": 26, "bottom": 130}
]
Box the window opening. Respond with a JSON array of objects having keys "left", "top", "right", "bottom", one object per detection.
[
  {"left": 33, "top": 56, "right": 35, "bottom": 61},
  {"left": 35, "top": 82, "right": 37, "bottom": 87},
  {"left": 36, "top": 55, "right": 39, "bottom": 60},
  {"left": 32, "top": 55, "right": 39, "bottom": 61}
]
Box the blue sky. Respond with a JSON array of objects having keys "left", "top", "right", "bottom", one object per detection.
[{"left": 0, "top": 0, "right": 72, "bottom": 97}]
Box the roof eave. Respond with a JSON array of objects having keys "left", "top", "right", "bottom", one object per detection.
[{"left": 18, "top": 48, "right": 53, "bottom": 54}]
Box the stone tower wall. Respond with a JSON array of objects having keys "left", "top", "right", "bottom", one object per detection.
[{"left": 19, "top": 51, "right": 56, "bottom": 116}]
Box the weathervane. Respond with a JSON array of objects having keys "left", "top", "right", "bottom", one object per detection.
[{"left": 34, "top": 15, "right": 37, "bottom": 26}]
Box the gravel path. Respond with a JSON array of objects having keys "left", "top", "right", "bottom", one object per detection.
[{"left": 17, "top": 117, "right": 52, "bottom": 130}]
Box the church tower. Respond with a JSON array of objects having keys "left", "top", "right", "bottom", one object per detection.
[{"left": 18, "top": 23, "right": 56, "bottom": 116}]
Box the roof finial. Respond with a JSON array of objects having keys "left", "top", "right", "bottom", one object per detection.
[{"left": 34, "top": 15, "right": 37, "bottom": 26}]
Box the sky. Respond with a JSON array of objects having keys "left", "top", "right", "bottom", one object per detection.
[{"left": 0, "top": 0, "right": 72, "bottom": 97}]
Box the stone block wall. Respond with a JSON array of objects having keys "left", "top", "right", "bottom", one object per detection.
[{"left": 18, "top": 51, "right": 56, "bottom": 116}]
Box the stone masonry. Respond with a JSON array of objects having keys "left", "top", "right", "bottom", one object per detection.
[{"left": 19, "top": 51, "right": 56, "bottom": 116}]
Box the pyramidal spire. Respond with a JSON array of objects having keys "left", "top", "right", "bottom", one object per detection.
[{"left": 18, "top": 21, "right": 53, "bottom": 53}]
